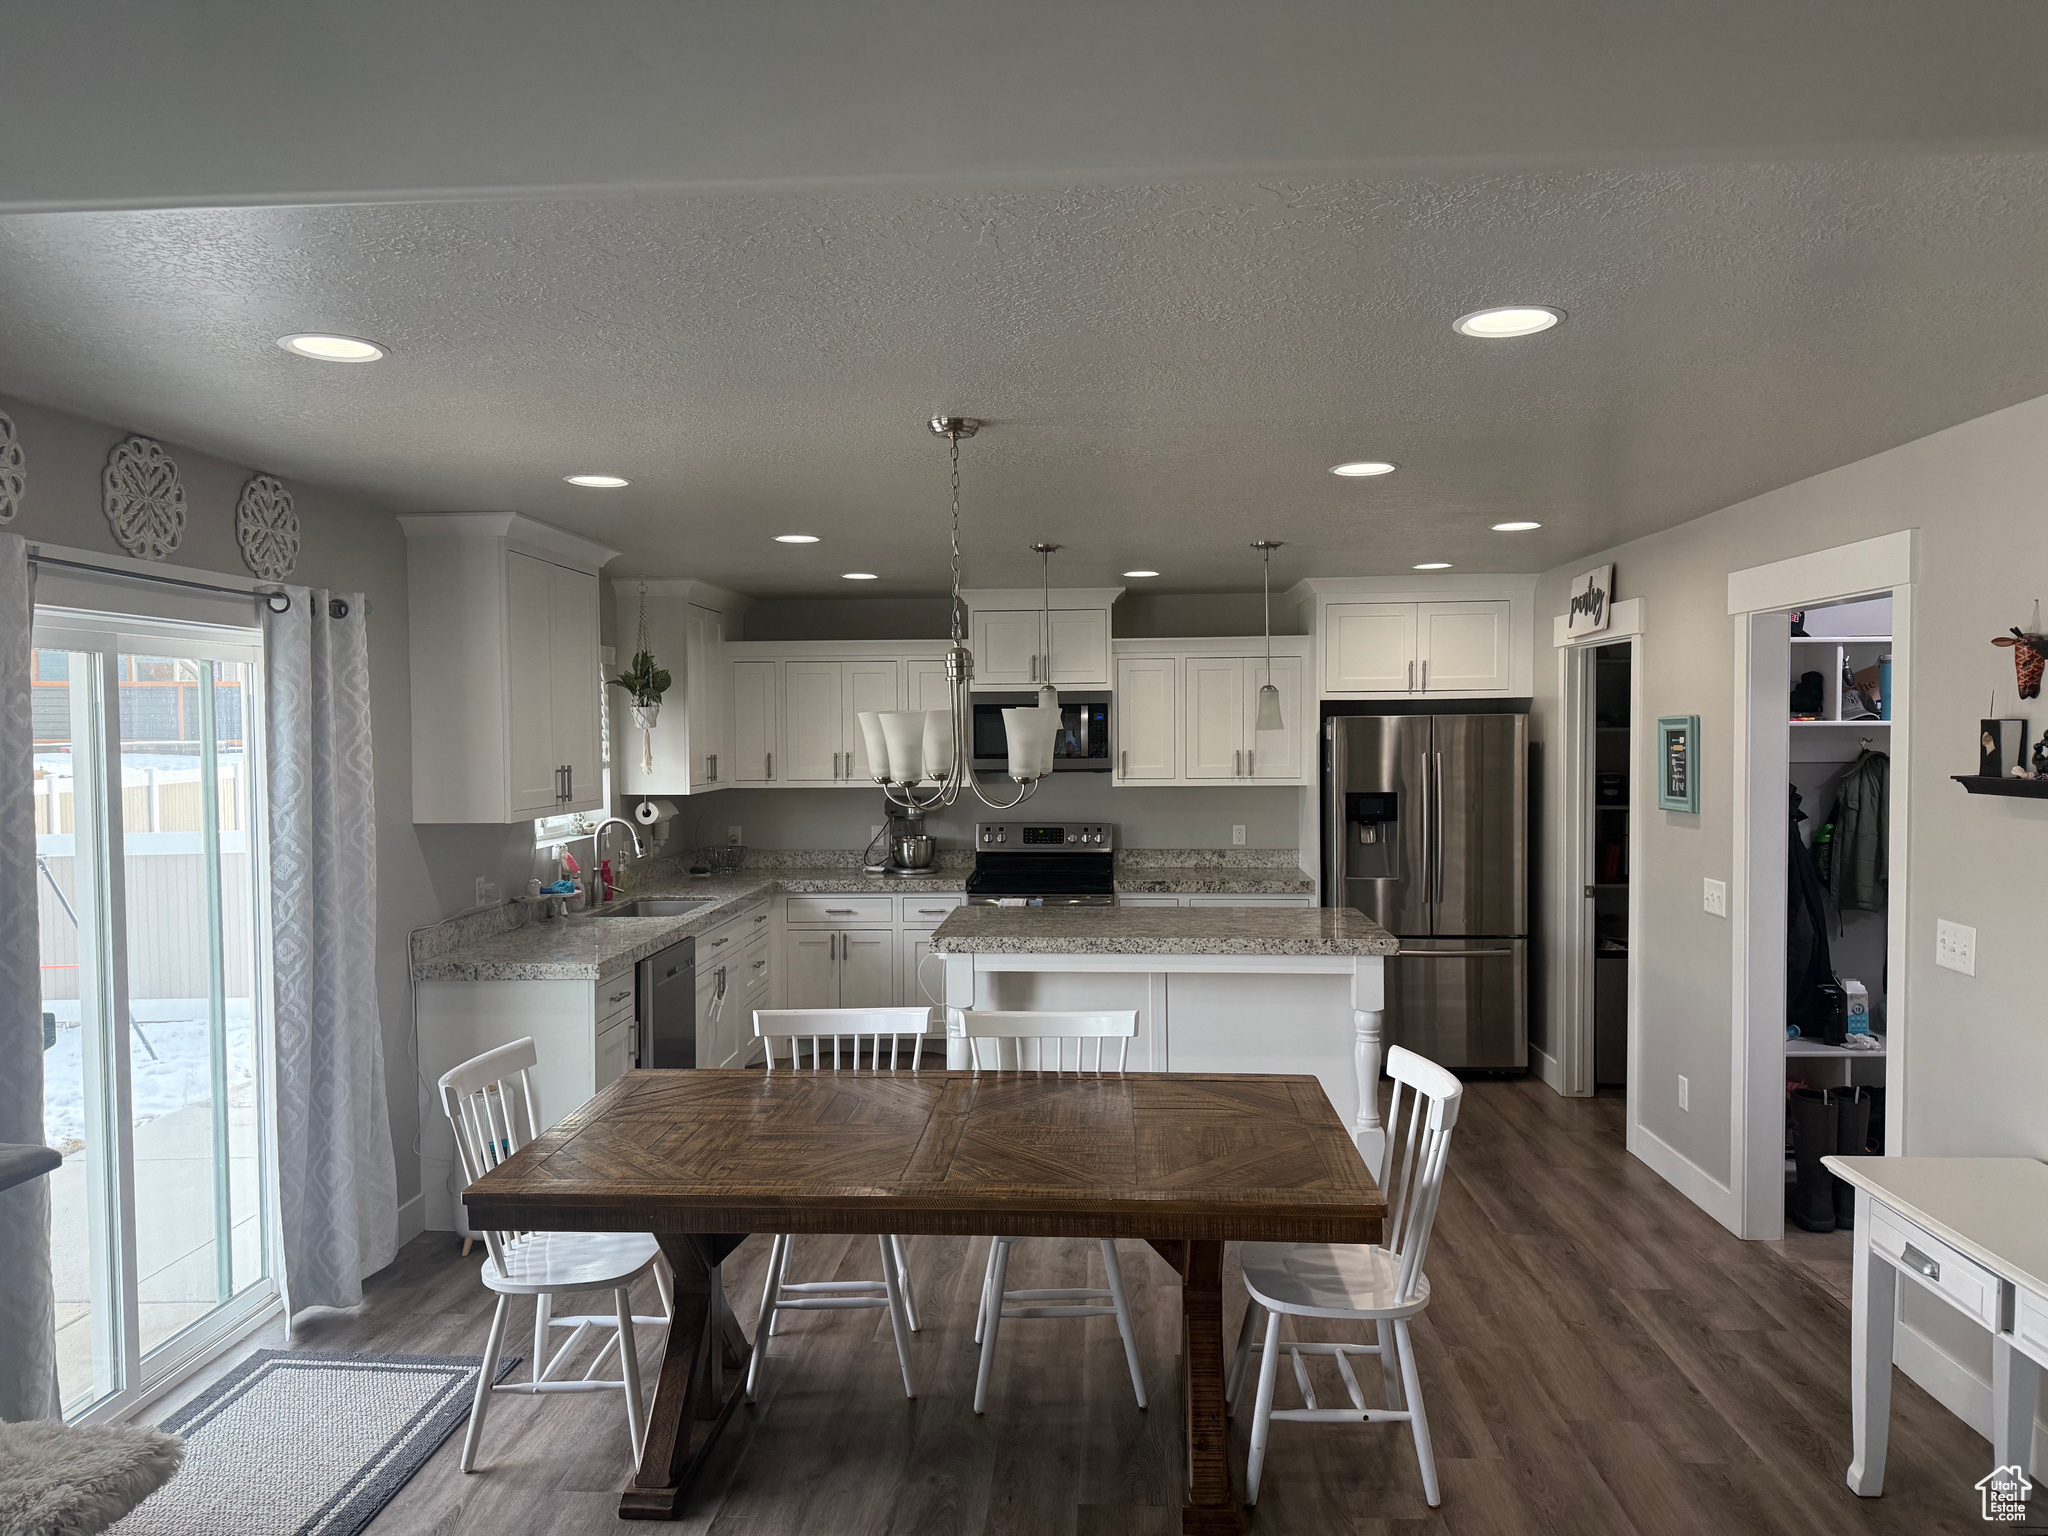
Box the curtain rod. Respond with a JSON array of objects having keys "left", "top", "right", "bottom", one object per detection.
[{"left": 28, "top": 553, "right": 292, "bottom": 612}]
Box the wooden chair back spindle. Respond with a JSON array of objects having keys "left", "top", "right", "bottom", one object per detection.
[
  {"left": 753, "top": 1008, "right": 936, "bottom": 1074},
  {"left": 957, "top": 1010, "right": 1138, "bottom": 1074}
]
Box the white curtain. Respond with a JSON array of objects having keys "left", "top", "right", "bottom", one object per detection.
[
  {"left": 0, "top": 532, "right": 58, "bottom": 1420},
  {"left": 265, "top": 589, "right": 396, "bottom": 1318}
]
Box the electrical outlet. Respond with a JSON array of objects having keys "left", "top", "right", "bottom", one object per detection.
[
  {"left": 1935, "top": 918, "right": 1977, "bottom": 976},
  {"left": 474, "top": 876, "right": 500, "bottom": 907},
  {"left": 872, "top": 825, "right": 884, "bottom": 839},
  {"left": 1702, "top": 878, "right": 1727, "bottom": 918},
  {"left": 1232, "top": 824, "right": 1247, "bottom": 846},
  {"left": 1678, "top": 1076, "right": 1690, "bottom": 1111},
  {"left": 727, "top": 825, "right": 742, "bottom": 846}
]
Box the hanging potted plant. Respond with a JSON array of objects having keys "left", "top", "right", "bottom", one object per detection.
[{"left": 611, "top": 584, "right": 672, "bottom": 773}]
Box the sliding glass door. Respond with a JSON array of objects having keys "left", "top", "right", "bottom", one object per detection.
[{"left": 33, "top": 611, "right": 272, "bottom": 1420}]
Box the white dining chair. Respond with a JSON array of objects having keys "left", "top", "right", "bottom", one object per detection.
[
  {"left": 1225, "top": 1044, "right": 1462, "bottom": 1508},
  {"left": 958, "top": 1009, "right": 1148, "bottom": 1415},
  {"left": 439, "top": 1038, "right": 674, "bottom": 1471},
  {"left": 746, "top": 1007, "right": 935, "bottom": 1401}
]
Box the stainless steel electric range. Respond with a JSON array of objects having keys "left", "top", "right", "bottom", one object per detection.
[{"left": 965, "top": 822, "right": 1117, "bottom": 908}]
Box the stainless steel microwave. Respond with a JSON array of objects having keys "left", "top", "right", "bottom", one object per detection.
[{"left": 969, "top": 692, "right": 1112, "bottom": 772}]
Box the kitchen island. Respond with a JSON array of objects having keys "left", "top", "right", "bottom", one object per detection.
[{"left": 931, "top": 904, "right": 1400, "bottom": 1162}]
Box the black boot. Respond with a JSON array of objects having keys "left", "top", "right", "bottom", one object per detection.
[
  {"left": 1833, "top": 1088, "right": 1872, "bottom": 1230},
  {"left": 1786, "top": 1088, "right": 1838, "bottom": 1233}
]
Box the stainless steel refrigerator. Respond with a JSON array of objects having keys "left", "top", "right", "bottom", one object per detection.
[{"left": 1324, "top": 713, "right": 1528, "bottom": 1070}]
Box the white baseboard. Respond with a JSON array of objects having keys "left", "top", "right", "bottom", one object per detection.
[
  {"left": 395, "top": 1190, "right": 427, "bottom": 1249},
  {"left": 1531, "top": 1042, "right": 1565, "bottom": 1095},
  {"left": 1630, "top": 1121, "right": 1742, "bottom": 1235},
  {"left": 1895, "top": 1317, "right": 2048, "bottom": 1471}
]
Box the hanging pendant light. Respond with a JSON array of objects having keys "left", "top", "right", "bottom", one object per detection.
[
  {"left": 1252, "top": 541, "right": 1285, "bottom": 733},
  {"left": 853, "top": 416, "right": 1048, "bottom": 811}
]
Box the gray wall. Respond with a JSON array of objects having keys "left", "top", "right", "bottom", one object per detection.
[
  {"left": 678, "top": 779, "right": 1306, "bottom": 854},
  {"left": 1, "top": 391, "right": 457, "bottom": 1217}
]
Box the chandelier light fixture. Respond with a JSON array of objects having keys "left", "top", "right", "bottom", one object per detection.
[
  {"left": 1252, "top": 540, "right": 1285, "bottom": 733},
  {"left": 854, "top": 416, "right": 1056, "bottom": 812}
]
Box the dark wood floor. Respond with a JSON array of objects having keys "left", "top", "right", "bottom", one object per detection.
[{"left": 159, "top": 1081, "right": 1996, "bottom": 1533}]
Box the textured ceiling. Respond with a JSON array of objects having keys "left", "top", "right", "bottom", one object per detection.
[{"left": 2, "top": 156, "right": 2048, "bottom": 594}]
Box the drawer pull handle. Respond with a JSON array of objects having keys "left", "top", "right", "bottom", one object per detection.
[
  {"left": 918, "top": 908, "right": 948, "bottom": 915},
  {"left": 608, "top": 989, "right": 633, "bottom": 1005},
  {"left": 752, "top": 959, "right": 767, "bottom": 971},
  {"left": 709, "top": 936, "right": 729, "bottom": 948},
  {"left": 826, "top": 908, "right": 856, "bottom": 914},
  {"left": 1901, "top": 1244, "right": 1941, "bottom": 1283}
]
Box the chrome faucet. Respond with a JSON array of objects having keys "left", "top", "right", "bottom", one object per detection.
[{"left": 591, "top": 817, "right": 644, "bottom": 901}]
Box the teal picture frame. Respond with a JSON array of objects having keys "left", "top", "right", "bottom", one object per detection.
[{"left": 1657, "top": 715, "right": 1700, "bottom": 813}]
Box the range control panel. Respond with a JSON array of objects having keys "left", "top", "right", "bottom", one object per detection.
[{"left": 975, "top": 822, "right": 1115, "bottom": 850}]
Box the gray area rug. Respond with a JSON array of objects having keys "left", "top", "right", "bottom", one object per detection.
[{"left": 112, "top": 1350, "right": 519, "bottom": 1536}]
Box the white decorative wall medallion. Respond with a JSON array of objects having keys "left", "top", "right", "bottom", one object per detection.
[
  {"left": 0, "top": 411, "right": 23, "bottom": 523},
  {"left": 236, "top": 474, "right": 300, "bottom": 579},
  {"left": 103, "top": 436, "right": 187, "bottom": 560}
]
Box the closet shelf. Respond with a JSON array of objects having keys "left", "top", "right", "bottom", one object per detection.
[
  {"left": 1786, "top": 1038, "right": 1886, "bottom": 1058},
  {"left": 1953, "top": 774, "right": 2048, "bottom": 799},
  {"left": 1790, "top": 635, "right": 1891, "bottom": 645},
  {"left": 1790, "top": 719, "right": 1888, "bottom": 728}
]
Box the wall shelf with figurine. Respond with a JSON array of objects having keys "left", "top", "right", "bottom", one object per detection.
[{"left": 1952, "top": 774, "right": 2048, "bottom": 799}]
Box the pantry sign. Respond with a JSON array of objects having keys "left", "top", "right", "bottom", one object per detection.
[{"left": 1566, "top": 564, "right": 1613, "bottom": 639}]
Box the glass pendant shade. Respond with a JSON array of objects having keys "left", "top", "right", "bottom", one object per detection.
[{"left": 1255, "top": 681, "right": 1285, "bottom": 733}]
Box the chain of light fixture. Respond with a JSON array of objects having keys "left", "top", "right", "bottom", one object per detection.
[{"left": 870, "top": 417, "right": 1042, "bottom": 813}]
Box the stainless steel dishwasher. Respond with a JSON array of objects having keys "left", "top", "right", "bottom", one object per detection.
[{"left": 636, "top": 937, "right": 697, "bottom": 1069}]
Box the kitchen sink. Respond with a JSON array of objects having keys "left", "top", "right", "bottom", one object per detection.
[{"left": 602, "top": 898, "right": 717, "bottom": 918}]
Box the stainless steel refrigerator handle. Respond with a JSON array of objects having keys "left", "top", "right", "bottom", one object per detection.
[
  {"left": 1419, "top": 751, "right": 1432, "bottom": 906},
  {"left": 1433, "top": 750, "right": 1446, "bottom": 901},
  {"left": 1395, "top": 948, "right": 1516, "bottom": 958}
]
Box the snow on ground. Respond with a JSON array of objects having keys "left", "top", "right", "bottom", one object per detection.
[{"left": 42, "top": 1014, "right": 256, "bottom": 1153}]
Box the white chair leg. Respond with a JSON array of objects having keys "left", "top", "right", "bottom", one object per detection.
[
  {"left": 1376, "top": 1317, "right": 1404, "bottom": 1411},
  {"left": 877, "top": 1235, "right": 917, "bottom": 1399},
  {"left": 653, "top": 1254, "right": 675, "bottom": 1321},
  {"left": 616, "top": 1288, "right": 647, "bottom": 1461},
  {"left": 1394, "top": 1318, "right": 1439, "bottom": 1507},
  {"left": 973, "top": 1238, "right": 1013, "bottom": 1414},
  {"left": 1099, "top": 1240, "right": 1147, "bottom": 1409},
  {"left": 755, "top": 1234, "right": 786, "bottom": 1344},
  {"left": 1245, "top": 1308, "right": 1283, "bottom": 1505},
  {"left": 533, "top": 1292, "right": 554, "bottom": 1383},
  {"left": 461, "top": 1294, "right": 510, "bottom": 1473},
  {"left": 1226, "top": 1298, "right": 1260, "bottom": 1412},
  {"left": 765, "top": 1235, "right": 793, "bottom": 1337},
  {"left": 974, "top": 1238, "right": 1000, "bottom": 1346},
  {"left": 891, "top": 1234, "right": 921, "bottom": 1332}
]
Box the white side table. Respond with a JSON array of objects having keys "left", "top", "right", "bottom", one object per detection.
[{"left": 1824, "top": 1156, "right": 2048, "bottom": 1494}]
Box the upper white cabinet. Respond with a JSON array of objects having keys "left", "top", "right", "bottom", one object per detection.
[
  {"left": 961, "top": 587, "right": 1121, "bottom": 689},
  {"left": 1114, "top": 657, "right": 1177, "bottom": 781},
  {"left": 611, "top": 580, "right": 751, "bottom": 799},
  {"left": 1302, "top": 578, "right": 1535, "bottom": 698},
  {"left": 402, "top": 513, "right": 617, "bottom": 824},
  {"left": 1111, "top": 638, "right": 1312, "bottom": 787},
  {"left": 729, "top": 660, "right": 777, "bottom": 784},
  {"left": 779, "top": 659, "right": 899, "bottom": 784}
]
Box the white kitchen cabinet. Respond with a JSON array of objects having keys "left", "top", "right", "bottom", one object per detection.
[
  {"left": 784, "top": 928, "right": 838, "bottom": 1009},
  {"left": 904, "top": 656, "right": 953, "bottom": 713},
  {"left": 610, "top": 580, "right": 751, "bottom": 799},
  {"left": 1325, "top": 603, "right": 1418, "bottom": 694},
  {"left": 1047, "top": 609, "right": 1111, "bottom": 686},
  {"left": 900, "top": 929, "right": 938, "bottom": 1013},
  {"left": 729, "top": 660, "right": 778, "bottom": 784},
  {"left": 595, "top": 1015, "right": 635, "bottom": 1091},
  {"left": 1117, "top": 894, "right": 1183, "bottom": 907},
  {"left": 1416, "top": 600, "right": 1512, "bottom": 692},
  {"left": 695, "top": 962, "right": 726, "bottom": 1070},
  {"left": 972, "top": 609, "right": 1046, "bottom": 687},
  {"left": 1245, "top": 654, "right": 1306, "bottom": 780},
  {"left": 1184, "top": 657, "right": 1247, "bottom": 780},
  {"left": 402, "top": 513, "right": 616, "bottom": 824},
  {"left": 781, "top": 926, "right": 896, "bottom": 1008},
  {"left": 779, "top": 660, "right": 899, "bottom": 784},
  {"left": 1185, "top": 894, "right": 1315, "bottom": 907},
  {"left": 1114, "top": 657, "right": 1177, "bottom": 781}
]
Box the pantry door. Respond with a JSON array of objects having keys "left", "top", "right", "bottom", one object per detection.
[{"left": 32, "top": 609, "right": 275, "bottom": 1422}]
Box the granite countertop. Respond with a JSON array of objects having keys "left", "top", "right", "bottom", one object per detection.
[
  {"left": 413, "top": 853, "right": 1322, "bottom": 981},
  {"left": 929, "top": 904, "right": 1399, "bottom": 957}
]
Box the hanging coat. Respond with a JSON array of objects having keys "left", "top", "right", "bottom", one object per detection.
[
  {"left": 1822, "top": 751, "right": 1889, "bottom": 912},
  {"left": 1787, "top": 786, "right": 1836, "bottom": 1036}
]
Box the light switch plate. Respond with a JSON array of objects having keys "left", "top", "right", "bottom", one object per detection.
[
  {"left": 474, "top": 876, "right": 500, "bottom": 907},
  {"left": 1232, "top": 825, "right": 1247, "bottom": 846},
  {"left": 1935, "top": 919, "right": 1977, "bottom": 976},
  {"left": 1677, "top": 1076, "right": 1689, "bottom": 1111},
  {"left": 1702, "top": 878, "right": 1727, "bottom": 918}
]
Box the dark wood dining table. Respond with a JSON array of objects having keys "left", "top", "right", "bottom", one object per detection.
[{"left": 464, "top": 1067, "right": 1385, "bottom": 1534}]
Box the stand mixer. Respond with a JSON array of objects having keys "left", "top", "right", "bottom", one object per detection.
[{"left": 863, "top": 801, "right": 936, "bottom": 876}]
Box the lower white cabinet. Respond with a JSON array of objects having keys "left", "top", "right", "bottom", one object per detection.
[
  {"left": 1118, "top": 893, "right": 1314, "bottom": 907},
  {"left": 1117, "top": 894, "right": 1184, "bottom": 907},
  {"left": 900, "top": 929, "right": 937, "bottom": 1010},
  {"left": 784, "top": 926, "right": 895, "bottom": 1008},
  {"left": 596, "top": 1015, "right": 635, "bottom": 1091}
]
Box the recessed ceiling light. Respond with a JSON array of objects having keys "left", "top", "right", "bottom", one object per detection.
[
  {"left": 842, "top": 572, "right": 878, "bottom": 581},
  {"left": 1452, "top": 305, "right": 1564, "bottom": 338},
  {"left": 276, "top": 332, "right": 385, "bottom": 362},
  {"left": 775, "top": 534, "right": 820, "bottom": 544},
  {"left": 1330, "top": 461, "right": 1397, "bottom": 477},
  {"left": 1414, "top": 562, "right": 1453, "bottom": 570},
  {"left": 1492, "top": 521, "right": 1542, "bottom": 532},
  {"left": 1123, "top": 570, "right": 1160, "bottom": 578},
  {"left": 563, "top": 474, "right": 630, "bottom": 488}
]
